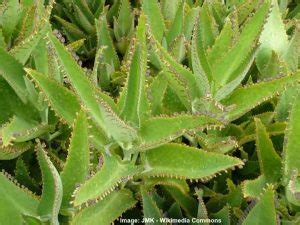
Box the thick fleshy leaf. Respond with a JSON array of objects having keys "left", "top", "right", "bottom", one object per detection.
[
  {"left": 1, "top": 116, "right": 51, "bottom": 146},
  {"left": 60, "top": 111, "right": 89, "bottom": 210},
  {"left": 150, "top": 30, "right": 203, "bottom": 101},
  {"left": 149, "top": 73, "right": 168, "bottom": 115},
  {"left": 144, "top": 177, "right": 190, "bottom": 194},
  {"left": 142, "top": 0, "right": 165, "bottom": 42},
  {"left": 141, "top": 187, "right": 166, "bottom": 225},
  {"left": 15, "top": 157, "right": 39, "bottom": 193},
  {"left": 25, "top": 68, "right": 110, "bottom": 148},
  {"left": 183, "top": 6, "right": 200, "bottom": 40},
  {"left": 212, "top": 1, "right": 271, "bottom": 86},
  {"left": 36, "top": 143, "right": 62, "bottom": 225},
  {"left": 48, "top": 34, "right": 137, "bottom": 146},
  {"left": 222, "top": 71, "right": 300, "bottom": 121},
  {"left": 0, "top": 171, "right": 39, "bottom": 224},
  {"left": 118, "top": 13, "right": 149, "bottom": 127},
  {"left": 191, "top": 27, "right": 211, "bottom": 96},
  {"left": 113, "top": 0, "right": 134, "bottom": 39},
  {"left": 10, "top": 25, "right": 49, "bottom": 65},
  {"left": 0, "top": 0, "right": 20, "bottom": 42},
  {"left": 283, "top": 91, "right": 300, "bottom": 177},
  {"left": 73, "top": 154, "right": 141, "bottom": 206},
  {"left": 256, "top": 0, "right": 289, "bottom": 78},
  {"left": 207, "top": 18, "right": 235, "bottom": 67},
  {"left": 243, "top": 175, "right": 267, "bottom": 199},
  {"left": 254, "top": 118, "right": 281, "bottom": 183},
  {"left": 71, "top": 189, "right": 136, "bottom": 225},
  {"left": 283, "top": 91, "right": 300, "bottom": 206},
  {"left": 96, "top": 14, "right": 120, "bottom": 89},
  {"left": 0, "top": 77, "right": 38, "bottom": 125},
  {"left": 163, "top": 185, "right": 198, "bottom": 217},
  {"left": 197, "top": 3, "right": 218, "bottom": 51},
  {"left": 0, "top": 48, "right": 27, "bottom": 103},
  {"left": 242, "top": 186, "right": 277, "bottom": 225},
  {"left": 135, "top": 113, "right": 225, "bottom": 151},
  {"left": 0, "top": 143, "right": 31, "bottom": 160},
  {"left": 165, "top": 2, "right": 183, "bottom": 45},
  {"left": 142, "top": 143, "right": 244, "bottom": 180}
]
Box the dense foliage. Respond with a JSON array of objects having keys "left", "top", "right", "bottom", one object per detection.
[{"left": 0, "top": 0, "right": 299, "bottom": 224}]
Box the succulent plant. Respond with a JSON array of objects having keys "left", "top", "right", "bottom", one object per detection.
[{"left": 0, "top": 0, "right": 300, "bottom": 224}]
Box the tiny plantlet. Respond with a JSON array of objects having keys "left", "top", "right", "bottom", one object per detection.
[{"left": 0, "top": 0, "right": 299, "bottom": 224}]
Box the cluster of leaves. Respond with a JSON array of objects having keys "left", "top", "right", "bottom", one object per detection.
[{"left": 0, "top": 0, "right": 299, "bottom": 224}]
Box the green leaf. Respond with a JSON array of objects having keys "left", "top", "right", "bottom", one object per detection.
[
  {"left": 113, "top": 0, "right": 133, "bottom": 39},
  {"left": 0, "top": 171, "right": 39, "bottom": 224},
  {"left": 73, "top": 5, "right": 94, "bottom": 34},
  {"left": 96, "top": 14, "right": 120, "bottom": 70},
  {"left": 242, "top": 186, "right": 277, "bottom": 225},
  {"left": 283, "top": 90, "right": 300, "bottom": 177},
  {"left": 242, "top": 175, "right": 267, "bottom": 198},
  {"left": 191, "top": 28, "right": 211, "bottom": 96},
  {"left": 32, "top": 39, "right": 49, "bottom": 76},
  {"left": 71, "top": 189, "right": 136, "bottom": 225},
  {"left": 10, "top": 25, "right": 49, "bottom": 65},
  {"left": 0, "top": 28, "right": 6, "bottom": 48},
  {"left": 275, "top": 86, "right": 299, "bottom": 121},
  {"left": 212, "top": 1, "right": 271, "bottom": 86},
  {"left": 192, "top": 15, "right": 213, "bottom": 85},
  {"left": 142, "top": 0, "right": 165, "bottom": 42},
  {"left": 222, "top": 71, "right": 300, "bottom": 121},
  {"left": 135, "top": 113, "right": 225, "bottom": 151},
  {"left": 15, "top": 157, "right": 39, "bottom": 193},
  {"left": 211, "top": 206, "right": 230, "bottom": 225},
  {"left": 169, "top": 34, "right": 186, "bottom": 63},
  {"left": 15, "top": 5, "right": 36, "bottom": 41},
  {"left": 162, "top": 71, "right": 191, "bottom": 110},
  {"left": 24, "top": 68, "right": 80, "bottom": 124},
  {"left": 144, "top": 177, "right": 190, "bottom": 194},
  {"left": 141, "top": 187, "right": 166, "bottom": 225},
  {"left": 0, "top": 77, "right": 38, "bottom": 125},
  {"left": 235, "top": 0, "right": 260, "bottom": 24},
  {"left": 60, "top": 111, "right": 89, "bottom": 210},
  {"left": 118, "top": 13, "right": 149, "bottom": 127},
  {"left": 195, "top": 189, "right": 208, "bottom": 224},
  {"left": 149, "top": 73, "right": 168, "bottom": 115},
  {"left": 0, "top": 47, "right": 27, "bottom": 103},
  {"left": 73, "top": 154, "right": 141, "bottom": 206},
  {"left": 142, "top": 143, "right": 244, "bottom": 180},
  {"left": 283, "top": 91, "right": 300, "bottom": 205},
  {"left": 150, "top": 32, "right": 204, "bottom": 101},
  {"left": 1, "top": 116, "right": 51, "bottom": 146},
  {"left": 165, "top": 2, "right": 184, "bottom": 45},
  {"left": 53, "top": 16, "right": 86, "bottom": 40},
  {"left": 0, "top": 143, "right": 31, "bottom": 160},
  {"left": 256, "top": 0, "right": 289, "bottom": 77},
  {"left": 22, "top": 214, "right": 43, "bottom": 225},
  {"left": 73, "top": 0, "right": 94, "bottom": 24},
  {"left": 163, "top": 185, "right": 198, "bottom": 217},
  {"left": 207, "top": 18, "right": 235, "bottom": 68},
  {"left": 183, "top": 6, "right": 200, "bottom": 40},
  {"left": 36, "top": 142, "right": 62, "bottom": 225},
  {"left": 283, "top": 26, "right": 300, "bottom": 72},
  {"left": 239, "top": 121, "right": 286, "bottom": 145},
  {"left": 254, "top": 118, "right": 281, "bottom": 183},
  {"left": 198, "top": 2, "right": 218, "bottom": 50},
  {"left": 161, "top": 0, "right": 180, "bottom": 22},
  {"left": 0, "top": 0, "right": 20, "bottom": 42},
  {"left": 25, "top": 68, "right": 110, "bottom": 148},
  {"left": 48, "top": 33, "right": 137, "bottom": 146}
]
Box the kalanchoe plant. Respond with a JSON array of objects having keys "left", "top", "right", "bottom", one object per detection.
[{"left": 0, "top": 0, "right": 300, "bottom": 224}]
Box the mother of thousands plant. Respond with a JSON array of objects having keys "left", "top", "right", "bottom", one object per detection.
[{"left": 0, "top": 0, "right": 299, "bottom": 224}]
